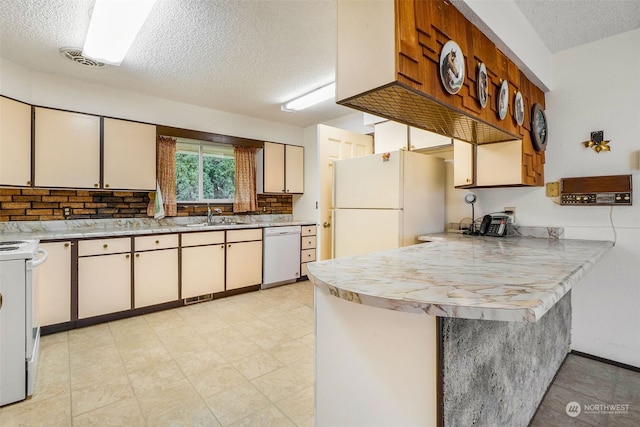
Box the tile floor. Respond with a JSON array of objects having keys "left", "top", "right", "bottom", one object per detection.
[
  {"left": 531, "top": 354, "right": 640, "bottom": 426},
  {"left": 0, "top": 281, "right": 315, "bottom": 427},
  {"left": 1, "top": 280, "right": 639, "bottom": 426}
]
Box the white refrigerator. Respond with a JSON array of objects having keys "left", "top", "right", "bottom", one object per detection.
[{"left": 332, "top": 150, "right": 444, "bottom": 258}]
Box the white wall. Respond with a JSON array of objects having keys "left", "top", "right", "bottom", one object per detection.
[
  {"left": 0, "top": 57, "right": 304, "bottom": 146},
  {"left": 292, "top": 125, "right": 320, "bottom": 222},
  {"left": 323, "top": 111, "right": 374, "bottom": 136},
  {"left": 448, "top": 29, "right": 640, "bottom": 367},
  {"left": 458, "top": 0, "right": 552, "bottom": 91}
]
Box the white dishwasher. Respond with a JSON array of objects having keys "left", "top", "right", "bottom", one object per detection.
[{"left": 262, "top": 226, "right": 301, "bottom": 289}]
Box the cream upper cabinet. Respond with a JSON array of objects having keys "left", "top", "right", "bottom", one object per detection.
[
  {"left": 38, "top": 241, "right": 72, "bottom": 327},
  {"left": 0, "top": 96, "right": 32, "bottom": 186},
  {"left": 453, "top": 139, "right": 474, "bottom": 188},
  {"left": 260, "top": 141, "right": 285, "bottom": 193},
  {"left": 257, "top": 142, "right": 304, "bottom": 194},
  {"left": 285, "top": 144, "right": 304, "bottom": 193},
  {"left": 475, "top": 141, "right": 523, "bottom": 187},
  {"left": 374, "top": 121, "right": 408, "bottom": 154},
  {"left": 34, "top": 107, "right": 101, "bottom": 189},
  {"left": 409, "top": 127, "right": 452, "bottom": 150},
  {"left": 103, "top": 118, "right": 156, "bottom": 191}
]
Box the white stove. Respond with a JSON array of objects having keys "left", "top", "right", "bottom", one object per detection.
[
  {"left": 0, "top": 240, "right": 40, "bottom": 261},
  {"left": 0, "top": 239, "right": 47, "bottom": 406}
]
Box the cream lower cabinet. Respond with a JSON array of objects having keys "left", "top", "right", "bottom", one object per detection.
[
  {"left": 300, "top": 225, "right": 317, "bottom": 277},
  {"left": 38, "top": 241, "right": 72, "bottom": 326},
  {"left": 181, "top": 231, "right": 225, "bottom": 299},
  {"left": 78, "top": 237, "right": 132, "bottom": 319},
  {"left": 134, "top": 234, "right": 179, "bottom": 308},
  {"left": 226, "top": 229, "right": 263, "bottom": 290}
]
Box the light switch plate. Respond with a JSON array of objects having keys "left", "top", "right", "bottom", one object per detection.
[{"left": 546, "top": 182, "right": 560, "bottom": 197}]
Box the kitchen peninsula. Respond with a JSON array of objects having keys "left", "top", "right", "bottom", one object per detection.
[{"left": 307, "top": 234, "right": 613, "bottom": 427}]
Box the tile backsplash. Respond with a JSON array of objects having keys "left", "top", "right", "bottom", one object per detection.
[{"left": 0, "top": 188, "right": 292, "bottom": 221}]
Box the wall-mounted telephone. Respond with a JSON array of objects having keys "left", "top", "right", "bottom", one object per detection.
[{"left": 479, "top": 215, "right": 509, "bottom": 237}]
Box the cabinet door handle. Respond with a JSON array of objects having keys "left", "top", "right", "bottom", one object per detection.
[
  {"left": 105, "top": 183, "right": 110, "bottom": 188},
  {"left": 94, "top": 183, "right": 99, "bottom": 188},
  {"left": 64, "top": 242, "right": 70, "bottom": 248},
  {"left": 125, "top": 254, "right": 130, "bottom": 259},
  {"left": 228, "top": 244, "right": 231, "bottom": 248},
  {"left": 136, "top": 254, "right": 140, "bottom": 258},
  {"left": 0, "top": 293, "right": 3, "bottom": 310},
  {"left": 155, "top": 240, "right": 159, "bottom": 244},
  {"left": 103, "top": 244, "right": 108, "bottom": 249},
  {"left": 27, "top": 180, "right": 32, "bottom": 186}
]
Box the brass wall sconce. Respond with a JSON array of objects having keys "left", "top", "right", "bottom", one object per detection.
[{"left": 583, "top": 130, "right": 611, "bottom": 153}]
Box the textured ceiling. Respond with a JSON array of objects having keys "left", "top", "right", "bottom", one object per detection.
[
  {"left": 514, "top": 0, "right": 640, "bottom": 53},
  {"left": 0, "top": 1, "right": 639, "bottom": 129}
]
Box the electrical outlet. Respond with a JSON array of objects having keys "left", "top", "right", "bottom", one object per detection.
[
  {"left": 63, "top": 207, "right": 71, "bottom": 218},
  {"left": 546, "top": 182, "right": 560, "bottom": 197},
  {"left": 504, "top": 206, "right": 516, "bottom": 224}
]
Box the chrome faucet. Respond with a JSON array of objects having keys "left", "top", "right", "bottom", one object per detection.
[{"left": 207, "top": 204, "right": 222, "bottom": 225}]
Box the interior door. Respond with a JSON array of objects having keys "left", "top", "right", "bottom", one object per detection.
[{"left": 318, "top": 124, "right": 373, "bottom": 261}]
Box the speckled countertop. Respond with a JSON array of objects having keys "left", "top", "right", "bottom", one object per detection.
[
  {"left": 0, "top": 215, "right": 316, "bottom": 241},
  {"left": 306, "top": 233, "right": 613, "bottom": 322}
]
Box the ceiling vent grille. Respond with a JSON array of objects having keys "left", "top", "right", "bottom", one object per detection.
[{"left": 59, "top": 48, "right": 105, "bottom": 68}]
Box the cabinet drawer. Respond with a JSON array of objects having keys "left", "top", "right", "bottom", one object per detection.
[
  {"left": 301, "top": 248, "right": 316, "bottom": 263},
  {"left": 227, "top": 228, "right": 262, "bottom": 243},
  {"left": 301, "top": 235, "right": 317, "bottom": 250},
  {"left": 135, "top": 234, "right": 179, "bottom": 251},
  {"left": 79, "top": 237, "right": 131, "bottom": 256},
  {"left": 181, "top": 231, "right": 225, "bottom": 247},
  {"left": 301, "top": 225, "right": 317, "bottom": 236}
]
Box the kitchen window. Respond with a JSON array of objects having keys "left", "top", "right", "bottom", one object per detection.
[{"left": 176, "top": 139, "right": 235, "bottom": 203}]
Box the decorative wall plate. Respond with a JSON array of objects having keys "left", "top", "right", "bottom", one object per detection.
[
  {"left": 497, "top": 80, "right": 509, "bottom": 120},
  {"left": 477, "top": 63, "right": 488, "bottom": 108},
  {"left": 439, "top": 40, "right": 465, "bottom": 95},
  {"left": 514, "top": 91, "right": 524, "bottom": 125},
  {"left": 530, "top": 103, "right": 548, "bottom": 151}
]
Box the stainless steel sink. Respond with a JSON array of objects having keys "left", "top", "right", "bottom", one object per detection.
[{"left": 183, "top": 221, "right": 244, "bottom": 228}]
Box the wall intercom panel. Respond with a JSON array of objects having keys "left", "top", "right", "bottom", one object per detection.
[{"left": 560, "top": 175, "right": 632, "bottom": 206}]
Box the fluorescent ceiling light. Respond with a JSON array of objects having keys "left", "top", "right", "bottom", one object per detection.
[
  {"left": 281, "top": 82, "right": 335, "bottom": 112},
  {"left": 83, "top": 0, "right": 157, "bottom": 66}
]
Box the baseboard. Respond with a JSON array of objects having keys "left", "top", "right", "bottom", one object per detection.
[{"left": 570, "top": 350, "right": 640, "bottom": 373}]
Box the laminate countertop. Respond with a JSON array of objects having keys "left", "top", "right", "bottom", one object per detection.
[
  {"left": 306, "top": 234, "right": 613, "bottom": 322},
  {"left": 0, "top": 216, "right": 316, "bottom": 241}
]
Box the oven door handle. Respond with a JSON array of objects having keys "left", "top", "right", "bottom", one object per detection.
[{"left": 30, "top": 248, "right": 48, "bottom": 268}]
